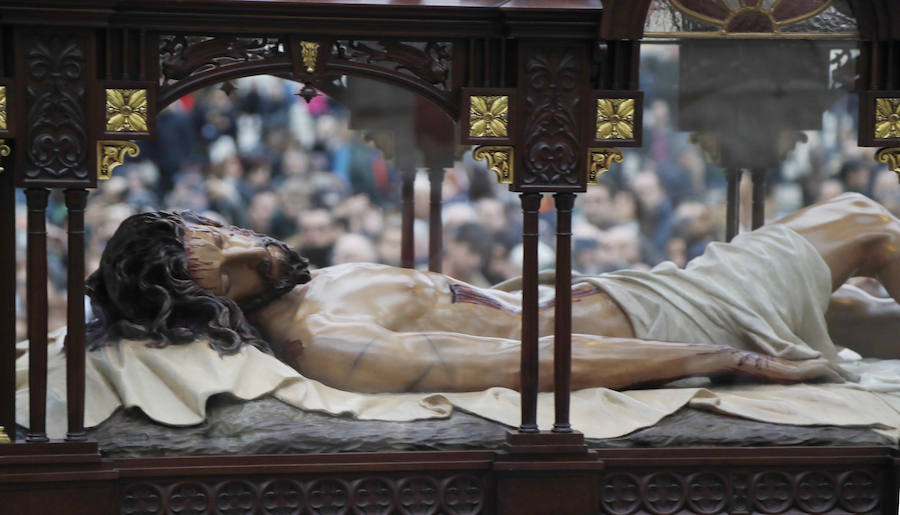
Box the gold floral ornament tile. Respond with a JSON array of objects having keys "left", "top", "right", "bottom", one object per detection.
[
  {"left": 106, "top": 89, "right": 148, "bottom": 132},
  {"left": 469, "top": 95, "right": 508, "bottom": 138},
  {"left": 0, "top": 86, "right": 6, "bottom": 131},
  {"left": 596, "top": 98, "right": 634, "bottom": 140},
  {"left": 876, "top": 98, "right": 900, "bottom": 140}
]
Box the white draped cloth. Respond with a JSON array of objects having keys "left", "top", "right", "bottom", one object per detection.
[{"left": 15, "top": 224, "right": 900, "bottom": 441}]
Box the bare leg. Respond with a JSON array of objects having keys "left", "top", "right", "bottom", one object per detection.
[
  {"left": 826, "top": 284, "right": 900, "bottom": 359},
  {"left": 775, "top": 193, "right": 900, "bottom": 302}
]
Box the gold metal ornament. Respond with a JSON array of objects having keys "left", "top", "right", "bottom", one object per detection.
[
  {"left": 0, "top": 139, "right": 10, "bottom": 174},
  {"left": 106, "top": 89, "right": 148, "bottom": 132},
  {"left": 587, "top": 148, "right": 624, "bottom": 184},
  {"left": 301, "top": 41, "right": 320, "bottom": 73},
  {"left": 875, "top": 98, "right": 900, "bottom": 139},
  {"left": 876, "top": 147, "right": 900, "bottom": 182},
  {"left": 596, "top": 98, "right": 634, "bottom": 140},
  {"left": 473, "top": 145, "right": 514, "bottom": 184},
  {"left": 0, "top": 86, "right": 7, "bottom": 131},
  {"left": 469, "top": 96, "right": 508, "bottom": 138},
  {"left": 0, "top": 426, "right": 10, "bottom": 443},
  {"left": 97, "top": 140, "right": 140, "bottom": 180}
]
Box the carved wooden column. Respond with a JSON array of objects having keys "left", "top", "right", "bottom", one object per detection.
[
  {"left": 725, "top": 168, "right": 743, "bottom": 241},
  {"left": 400, "top": 169, "right": 415, "bottom": 269},
  {"left": 552, "top": 192, "right": 575, "bottom": 433},
  {"left": 25, "top": 187, "right": 50, "bottom": 443},
  {"left": 15, "top": 28, "right": 96, "bottom": 443},
  {"left": 427, "top": 166, "right": 444, "bottom": 273},
  {"left": 0, "top": 141, "right": 14, "bottom": 441},
  {"left": 65, "top": 189, "right": 88, "bottom": 441},
  {"left": 751, "top": 168, "right": 766, "bottom": 229},
  {"left": 518, "top": 192, "right": 541, "bottom": 433}
]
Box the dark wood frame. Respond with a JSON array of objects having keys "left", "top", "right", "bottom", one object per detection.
[{"left": 0, "top": 1, "right": 897, "bottom": 513}]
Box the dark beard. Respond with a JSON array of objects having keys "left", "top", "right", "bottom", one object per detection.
[{"left": 238, "top": 237, "right": 311, "bottom": 313}]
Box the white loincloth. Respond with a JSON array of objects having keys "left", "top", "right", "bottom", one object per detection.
[{"left": 587, "top": 223, "right": 838, "bottom": 361}]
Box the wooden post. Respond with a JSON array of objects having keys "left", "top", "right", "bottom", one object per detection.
[
  {"left": 65, "top": 189, "right": 88, "bottom": 441},
  {"left": 552, "top": 193, "right": 575, "bottom": 433},
  {"left": 518, "top": 192, "right": 541, "bottom": 433},
  {"left": 401, "top": 169, "right": 415, "bottom": 269},
  {"left": 0, "top": 145, "right": 15, "bottom": 441},
  {"left": 25, "top": 188, "right": 50, "bottom": 443},
  {"left": 751, "top": 168, "right": 766, "bottom": 230},
  {"left": 725, "top": 168, "right": 743, "bottom": 242},
  {"left": 427, "top": 167, "right": 444, "bottom": 273}
]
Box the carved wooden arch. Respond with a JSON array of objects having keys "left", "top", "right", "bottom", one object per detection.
[{"left": 156, "top": 36, "right": 458, "bottom": 119}]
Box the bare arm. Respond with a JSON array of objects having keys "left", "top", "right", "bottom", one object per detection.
[{"left": 294, "top": 313, "right": 851, "bottom": 393}]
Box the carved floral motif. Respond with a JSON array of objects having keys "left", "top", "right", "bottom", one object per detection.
[
  {"left": 876, "top": 147, "right": 900, "bottom": 181},
  {"left": 301, "top": 41, "right": 320, "bottom": 73},
  {"left": 875, "top": 97, "right": 900, "bottom": 139},
  {"left": 596, "top": 98, "right": 634, "bottom": 140},
  {"left": 521, "top": 47, "right": 581, "bottom": 186},
  {"left": 469, "top": 96, "right": 508, "bottom": 138},
  {"left": 106, "top": 89, "right": 148, "bottom": 132},
  {"left": 334, "top": 40, "right": 451, "bottom": 89},
  {"left": 23, "top": 32, "right": 90, "bottom": 182},
  {"left": 159, "top": 35, "right": 285, "bottom": 85}
]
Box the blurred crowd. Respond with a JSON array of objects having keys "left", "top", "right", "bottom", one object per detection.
[{"left": 14, "top": 45, "right": 897, "bottom": 339}]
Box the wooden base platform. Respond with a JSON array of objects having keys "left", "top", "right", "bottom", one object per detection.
[{"left": 1, "top": 437, "right": 896, "bottom": 514}]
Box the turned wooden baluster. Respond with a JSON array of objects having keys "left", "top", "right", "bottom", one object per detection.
[
  {"left": 0, "top": 145, "right": 15, "bottom": 442},
  {"left": 25, "top": 188, "right": 50, "bottom": 443},
  {"left": 401, "top": 169, "right": 415, "bottom": 269},
  {"left": 518, "top": 192, "right": 542, "bottom": 433},
  {"left": 552, "top": 193, "right": 575, "bottom": 433},
  {"left": 427, "top": 166, "right": 444, "bottom": 273},
  {"left": 65, "top": 189, "right": 88, "bottom": 441},
  {"left": 751, "top": 168, "right": 767, "bottom": 230},
  {"left": 725, "top": 168, "right": 743, "bottom": 242}
]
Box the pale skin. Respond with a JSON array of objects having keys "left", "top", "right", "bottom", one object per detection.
[{"left": 182, "top": 193, "right": 900, "bottom": 394}]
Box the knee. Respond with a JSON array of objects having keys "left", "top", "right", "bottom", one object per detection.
[{"left": 832, "top": 192, "right": 891, "bottom": 218}]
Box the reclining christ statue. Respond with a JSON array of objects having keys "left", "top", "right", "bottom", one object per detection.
[{"left": 85, "top": 192, "right": 900, "bottom": 394}]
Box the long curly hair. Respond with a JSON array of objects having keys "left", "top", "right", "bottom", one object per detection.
[{"left": 86, "top": 211, "right": 309, "bottom": 355}]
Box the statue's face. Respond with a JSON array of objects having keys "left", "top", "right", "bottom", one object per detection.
[{"left": 181, "top": 221, "right": 287, "bottom": 303}]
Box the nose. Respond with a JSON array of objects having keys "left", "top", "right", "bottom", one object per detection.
[{"left": 221, "top": 246, "right": 268, "bottom": 265}]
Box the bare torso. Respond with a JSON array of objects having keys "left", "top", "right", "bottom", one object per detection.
[{"left": 250, "top": 263, "right": 846, "bottom": 393}]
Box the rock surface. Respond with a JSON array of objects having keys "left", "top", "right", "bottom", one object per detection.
[{"left": 82, "top": 394, "right": 892, "bottom": 457}]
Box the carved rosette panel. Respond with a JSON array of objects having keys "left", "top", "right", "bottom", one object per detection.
[
  {"left": 839, "top": 469, "right": 880, "bottom": 512},
  {"left": 215, "top": 481, "right": 258, "bottom": 515},
  {"left": 19, "top": 30, "right": 92, "bottom": 185},
  {"left": 600, "top": 467, "right": 884, "bottom": 514},
  {"left": 0, "top": 86, "right": 7, "bottom": 131},
  {"left": 875, "top": 97, "right": 900, "bottom": 140},
  {"left": 121, "top": 483, "right": 164, "bottom": 515},
  {"left": 122, "top": 474, "right": 487, "bottom": 515},
  {"left": 168, "top": 482, "right": 211, "bottom": 514},
  {"left": 518, "top": 44, "right": 586, "bottom": 190},
  {"left": 442, "top": 474, "right": 484, "bottom": 515},
  {"left": 333, "top": 40, "right": 452, "bottom": 91},
  {"left": 398, "top": 476, "right": 440, "bottom": 515}
]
